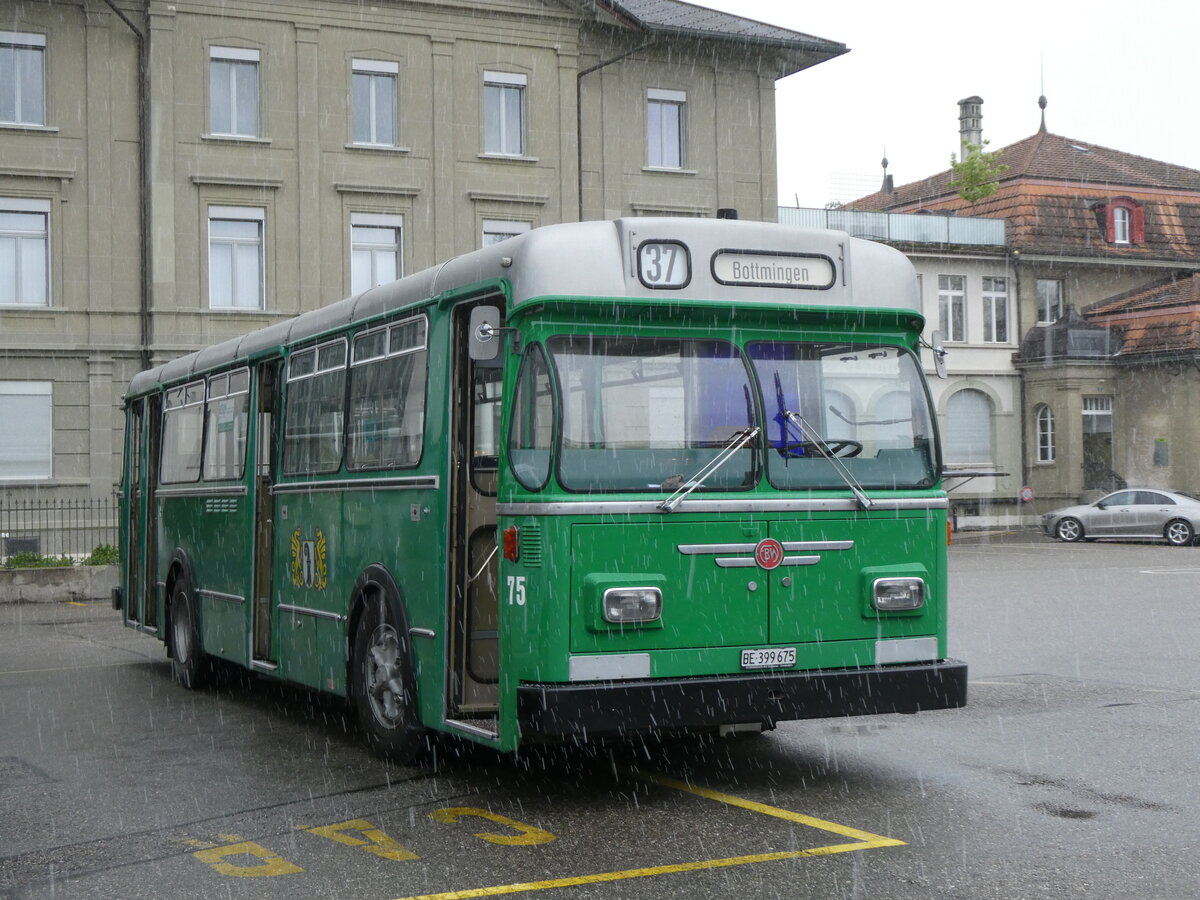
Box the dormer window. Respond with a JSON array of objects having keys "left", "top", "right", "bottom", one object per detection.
[
  {"left": 1104, "top": 198, "right": 1144, "bottom": 246},
  {"left": 1112, "top": 206, "right": 1130, "bottom": 244}
]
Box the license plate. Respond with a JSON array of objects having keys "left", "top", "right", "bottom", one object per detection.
[{"left": 740, "top": 647, "right": 797, "bottom": 669}]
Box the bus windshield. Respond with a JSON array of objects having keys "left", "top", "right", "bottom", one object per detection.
[
  {"left": 548, "top": 335, "right": 756, "bottom": 492},
  {"left": 748, "top": 341, "right": 938, "bottom": 490}
]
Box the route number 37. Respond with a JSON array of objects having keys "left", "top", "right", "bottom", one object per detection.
[
  {"left": 506, "top": 575, "right": 527, "bottom": 606},
  {"left": 638, "top": 241, "right": 690, "bottom": 288}
]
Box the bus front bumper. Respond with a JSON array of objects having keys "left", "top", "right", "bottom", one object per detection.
[{"left": 517, "top": 659, "right": 967, "bottom": 740}]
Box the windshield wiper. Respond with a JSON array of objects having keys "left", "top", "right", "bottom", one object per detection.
[
  {"left": 782, "top": 410, "right": 873, "bottom": 510},
  {"left": 659, "top": 426, "right": 760, "bottom": 513}
]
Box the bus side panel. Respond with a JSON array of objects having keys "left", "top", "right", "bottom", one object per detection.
[{"left": 159, "top": 495, "right": 250, "bottom": 665}]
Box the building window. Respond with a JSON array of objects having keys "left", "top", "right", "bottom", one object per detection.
[
  {"left": 0, "top": 381, "right": 52, "bottom": 480},
  {"left": 1105, "top": 198, "right": 1144, "bottom": 245},
  {"left": 0, "top": 198, "right": 50, "bottom": 306},
  {"left": 482, "top": 219, "right": 530, "bottom": 247},
  {"left": 945, "top": 389, "right": 992, "bottom": 465},
  {"left": 483, "top": 71, "right": 525, "bottom": 156},
  {"left": 647, "top": 89, "right": 686, "bottom": 169},
  {"left": 981, "top": 276, "right": 1008, "bottom": 343},
  {"left": 0, "top": 32, "right": 46, "bottom": 126},
  {"left": 1112, "top": 206, "right": 1130, "bottom": 244},
  {"left": 350, "top": 213, "right": 402, "bottom": 294},
  {"left": 1037, "top": 278, "right": 1063, "bottom": 324},
  {"left": 1035, "top": 404, "right": 1055, "bottom": 463},
  {"left": 209, "top": 47, "right": 260, "bottom": 137},
  {"left": 208, "top": 206, "right": 264, "bottom": 309},
  {"left": 937, "top": 275, "right": 966, "bottom": 342},
  {"left": 351, "top": 59, "right": 397, "bottom": 146}
]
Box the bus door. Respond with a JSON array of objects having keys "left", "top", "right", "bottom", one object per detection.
[
  {"left": 125, "top": 395, "right": 161, "bottom": 629},
  {"left": 449, "top": 301, "right": 505, "bottom": 721},
  {"left": 251, "top": 360, "right": 280, "bottom": 667}
]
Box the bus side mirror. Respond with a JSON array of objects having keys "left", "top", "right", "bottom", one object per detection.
[
  {"left": 930, "top": 330, "right": 948, "bottom": 379},
  {"left": 469, "top": 306, "right": 502, "bottom": 361}
]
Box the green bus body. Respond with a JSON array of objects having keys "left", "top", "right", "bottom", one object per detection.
[{"left": 117, "top": 218, "right": 966, "bottom": 758}]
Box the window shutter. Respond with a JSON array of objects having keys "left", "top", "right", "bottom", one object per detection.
[
  {"left": 1132, "top": 205, "right": 1145, "bottom": 244},
  {"left": 1105, "top": 205, "right": 1115, "bottom": 243}
]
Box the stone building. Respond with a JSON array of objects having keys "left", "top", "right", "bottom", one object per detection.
[{"left": 0, "top": 0, "right": 844, "bottom": 500}]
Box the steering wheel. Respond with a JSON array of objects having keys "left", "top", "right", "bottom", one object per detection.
[{"left": 778, "top": 439, "right": 863, "bottom": 459}]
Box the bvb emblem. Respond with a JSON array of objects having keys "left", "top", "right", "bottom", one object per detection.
[{"left": 290, "top": 527, "right": 329, "bottom": 590}]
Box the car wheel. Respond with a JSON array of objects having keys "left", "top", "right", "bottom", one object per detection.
[
  {"left": 1055, "top": 517, "right": 1084, "bottom": 543},
  {"left": 1164, "top": 519, "right": 1195, "bottom": 547}
]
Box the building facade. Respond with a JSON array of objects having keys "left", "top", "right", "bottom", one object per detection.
[
  {"left": 848, "top": 99, "right": 1200, "bottom": 519},
  {"left": 0, "top": 0, "right": 844, "bottom": 501}
]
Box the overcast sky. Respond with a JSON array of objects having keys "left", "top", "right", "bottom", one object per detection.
[{"left": 695, "top": 0, "right": 1200, "bottom": 208}]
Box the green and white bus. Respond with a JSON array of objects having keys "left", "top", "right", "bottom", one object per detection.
[{"left": 117, "top": 217, "right": 966, "bottom": 759}]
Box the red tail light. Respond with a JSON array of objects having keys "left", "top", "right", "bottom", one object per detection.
[{"left": 503, "top": 525, "right": 519, "bottom": 562}]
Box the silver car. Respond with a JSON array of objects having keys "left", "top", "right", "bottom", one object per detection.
[{"left": 1042, "top": 489, "right": 1200, "bottom": 546}]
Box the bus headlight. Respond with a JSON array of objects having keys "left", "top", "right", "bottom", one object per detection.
[
  {"left": 602, "top": 587, "right": 663, "bottom": 624},
  {"left": 872, "top": 577, "right": 925, "bottom": 611}
]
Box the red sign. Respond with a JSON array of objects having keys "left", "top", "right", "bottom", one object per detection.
[
  {"left": 1020, "top": 486, "right": 1035, "bottom": 503},
  {"left": 754, "top": 538, "right": 785, "bottom": 570}
]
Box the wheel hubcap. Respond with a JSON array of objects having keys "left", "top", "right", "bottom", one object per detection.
[
  {"left": 365, "top": 624, "right": 405, "bottom": 728},
  {"left": 173, "top": 599, "right": 191, "bottom": 663}
]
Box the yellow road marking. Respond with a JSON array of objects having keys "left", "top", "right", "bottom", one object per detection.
[
  {"left": 638, "top": 772, "right": 905, "bottom": 846},
  {"left": 0, "top": 662, "right": 127, "bottom": 676},
  {"left": 391, "top": 771, "right": 903, "bottom": 900}
]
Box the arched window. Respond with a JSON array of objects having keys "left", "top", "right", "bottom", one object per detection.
[
  {"left": 1035, "top": 404, "right": 1055, "bottom": 463},
  {"left": 944, "top": 389, "right": 992, "bottom": 465}
]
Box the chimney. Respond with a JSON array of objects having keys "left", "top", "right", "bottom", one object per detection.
[{"left": 958, "top": 95, "right": 983, "bottom": 159}]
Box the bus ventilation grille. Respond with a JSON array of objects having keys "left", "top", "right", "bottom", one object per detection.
[{"left": 521, "top": 523, "right": 542, "bottom": 567}]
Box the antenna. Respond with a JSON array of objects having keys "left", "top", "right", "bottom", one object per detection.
[{"left": 1038, "top": 55, "right": 1048, "bottom": 133}]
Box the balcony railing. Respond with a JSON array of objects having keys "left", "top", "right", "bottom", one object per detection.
[{"left": 778, "top": 207, "right": 1005, "bottom": 246}]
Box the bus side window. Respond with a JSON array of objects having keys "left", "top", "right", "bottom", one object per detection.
[
  {"left": 507, "top": 345, "right": 553, "bottom": 491},
  {"left": 347, "top": 316, "right": 428, "bottom": 471},
  {"left": 161, "top": 381, "right": 205, "bottom": 484},
  {"left": 283, "top": 341, "right": 348, "bottom": 476}
]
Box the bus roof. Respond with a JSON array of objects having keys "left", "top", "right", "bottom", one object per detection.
[{"left": 127, "top": 218, "right": 919, "bottom": 397}]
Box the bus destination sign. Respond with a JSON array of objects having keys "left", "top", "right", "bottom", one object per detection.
[{"left": 712, "top": 251, "right": 834, "bottom": 289}]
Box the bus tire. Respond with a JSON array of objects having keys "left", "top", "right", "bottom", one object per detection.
[
  {"left": 351, "top": 595, "right": 424, "bottom": 762},
  {"left": 169, "top": 575, "right": 209, "bottom": 689}
]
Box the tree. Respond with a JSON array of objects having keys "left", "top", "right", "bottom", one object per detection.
[{"left": 948, "top": 140, "right": 1008, "bottom": 204}]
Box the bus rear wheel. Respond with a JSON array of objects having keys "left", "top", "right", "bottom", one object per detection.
[
  {"left": 169, "top": 577, "right": 209, "bottom": 689},
  {"left": 351, "top": 599, "right": 424, "bottom": 762}
]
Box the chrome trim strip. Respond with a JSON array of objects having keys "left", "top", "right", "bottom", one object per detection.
[
  {"left": 445, "top": 718, "right": 499, "bottom": 739},
  {"left": 156, "top": 484, "right": 249, "bottom": 498},
  {"left": 681, "top": 540, "right": 854, "bottom": 556},
  {"left": 249, "top": 659, "right": 279, "bottom": 672},
  {"left": 409, "top": 627, "right": 437, "bottom": 640},
  {"left": 783, "top": 540, "right": 854, "bottom": 551},
  {"left": 782, "top": 555, "right": 821, "bottom": 566},
  {"left": 715, "top": 555, "right": 821, "bottom": 568},
  {"left": 198, "top": 589, "right": 245, "bottom": 605},
  {"left": 498, "top": 497, "right": 946, "bottom": 516},
  {"left": 273, "top": 476, "right": 439, "bottom": 495},
  {"left": 278, "top": 603, "right": 345, "bottom": 624},
  {"left": 679, "top": 543, "right": 757, "bottom": 555}
]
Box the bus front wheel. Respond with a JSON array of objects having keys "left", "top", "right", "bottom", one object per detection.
[
  {"left": 351, "top": 599, "right": 424, "bottom": 762},
  {"left": 169, "top": 577, "right": 209, "bottom": 689}
]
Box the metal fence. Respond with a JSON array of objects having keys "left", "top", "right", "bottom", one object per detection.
[{"left": 1, "top": 497, "right": 119, "bottom": 563}]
